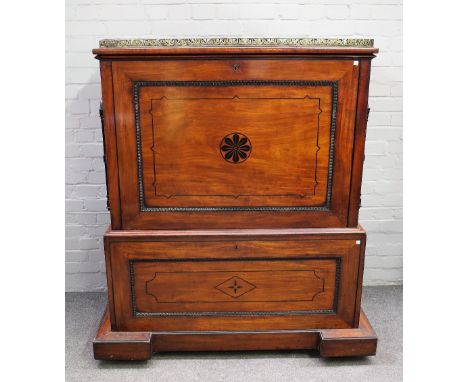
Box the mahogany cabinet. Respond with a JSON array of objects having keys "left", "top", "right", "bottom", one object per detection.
[{"left": 92, "top": 38, "right": 378, "bottom": 360}]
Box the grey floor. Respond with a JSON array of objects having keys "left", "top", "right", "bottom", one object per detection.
[{"left": 66, "top": 286, "right": 402, "bottom": 382}]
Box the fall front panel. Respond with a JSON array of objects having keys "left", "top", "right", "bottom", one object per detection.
[
  {"left": 137, "top": 82, "right": 334, "bottom": 209},
  {"left": 110, "top": 59, "right": 359, "bottom": 228}
]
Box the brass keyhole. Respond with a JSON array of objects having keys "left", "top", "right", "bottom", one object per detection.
[{"left": 233, "top": 64, "right": 240, "bottom": 71}]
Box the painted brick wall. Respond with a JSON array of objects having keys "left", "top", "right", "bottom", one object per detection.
[{"left": 65, "top": 0, "right": 402, "bottom": 291}]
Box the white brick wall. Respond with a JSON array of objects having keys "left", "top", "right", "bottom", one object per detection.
[{"left": 65, "top": 0, "right": 403, "bottom": 291}]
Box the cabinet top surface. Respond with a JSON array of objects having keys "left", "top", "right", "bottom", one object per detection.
[{"left": 93, "top": 37, "right": 378, "bottom": 57}]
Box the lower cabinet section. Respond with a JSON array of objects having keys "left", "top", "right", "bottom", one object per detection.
[{"left": 104, "top": 228, "right": 366, "bottom": 333}]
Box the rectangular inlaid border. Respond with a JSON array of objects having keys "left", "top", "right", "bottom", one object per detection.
[
  {"left": 133, "top": 80, "right": 338, "bottom": 212},
  {"left": 148, "top": 96, "right": 321, "bottom": 199},
  {"left": 129, "top": 256, "right": 341, "bottom": 317}
]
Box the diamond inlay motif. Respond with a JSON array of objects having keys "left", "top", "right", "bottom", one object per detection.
[{"left": 215, "top": 276, "right": 256, "bottom": 298}]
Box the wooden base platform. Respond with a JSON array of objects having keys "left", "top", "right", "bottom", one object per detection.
[{"left": 93, "top": 306, "right": 377, "bottom": 360}]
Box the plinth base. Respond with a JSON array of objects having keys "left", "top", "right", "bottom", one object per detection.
[{"left": 93, "top": 306, "right": 377, "bottom": 360}]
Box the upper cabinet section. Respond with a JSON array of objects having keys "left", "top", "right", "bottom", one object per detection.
[{"left": 94, "top": 40, "right": 377, "bottom": 230}]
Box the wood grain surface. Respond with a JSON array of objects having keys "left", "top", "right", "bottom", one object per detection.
[
  {"left": 105, "top": 228, "right": 364, "bottom": 332},
  {"left": 98, "top": 58, "right": 367, "bottom": 229}
]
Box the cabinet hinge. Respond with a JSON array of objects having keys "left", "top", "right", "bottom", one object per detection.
[{"left": 366, "top": 107, "right": 370, "bottom": 122}]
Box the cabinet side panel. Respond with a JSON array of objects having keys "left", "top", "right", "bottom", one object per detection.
[
  {"left": 353, "top": 232, "right": 366, "bottom": 326},
  {"left": 100, "top": 61, "right": 122, "bottom": 229},
  {"left": 103, "top": 233, "right": 117, "bottom": 328},
  {"left": 348, "top": 59, "right": 372, "bottom": 227}
]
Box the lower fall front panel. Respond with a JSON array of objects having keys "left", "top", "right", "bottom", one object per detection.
[{"left": 104, "top": 228, "right": 366, "bottom": 333}]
